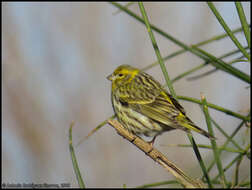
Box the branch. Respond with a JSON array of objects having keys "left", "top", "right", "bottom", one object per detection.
[{"left": 107, "top": 119, "right": 206, "bottom": 188}]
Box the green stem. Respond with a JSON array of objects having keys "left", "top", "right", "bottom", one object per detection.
[
  {"left": 113, "top": 2, "right": 135, "bottom": 15},
  {"left": 192, "top": 46, "right": 250, "bottom": 83},
  {"left": 213, "top": 143, "right": 250, "bottom": 181},
  {"left": 235, "top": 2, "right": 250, "bottom": 49},
  {"left": 172, "top": 47, "right": 248, "bottom": 83},
  {"left": 177, "top": 96, "right": 250, "bottom": 122},
  {"left": 239, "top": 181, "right": 251, "bottom": 187},
  {"left": 138, "top": 2, "right": 176, "bottom": 99},
  {"left": 207, "top": 2, "right": 250, "bottom": 61},
  {"left": 142, "top": 26, "right": 246, "bottom": 71},
  {"left": 138, "top": 3, "right": 211, "bottom": 188},
  {"left": 110, "top": 2, "right": 207, "bottom": 58},
  {"left": 206, "top": 113, "right": 249, "bottom": 174},
  {"left": 210, "top": 118, "right": 243, "bottom": 151},
  {"left": 136, "top": 180, "right": 179, "bottom": 188},
  {"left": 111, "top": 2, "right": 250, "bottom": 83},
  {"left": 169, "top": 143, "right": 244, "bottom": 154},
  {"left": 69, "top": 122, "right": 85, "bottom": 188},
  {"left": 201, "top": 94, "right": 227, "bottom": 186},
  {"left": 188, "top": 57, "right": 248, "bottom": 81},
  {"left": 187, "top": 133, "right": 213, "bottom": 188},
  {"left": 233, "top": 154, "right": 243, "bottom": 187}
]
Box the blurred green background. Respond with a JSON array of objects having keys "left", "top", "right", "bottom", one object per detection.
[{"left": 2, "top": 2, "right": 250, "bottom": 188}]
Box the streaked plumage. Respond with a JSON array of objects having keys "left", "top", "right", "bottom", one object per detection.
[{"left": 107, "top": 65, "right": 214, "bottom": 143}]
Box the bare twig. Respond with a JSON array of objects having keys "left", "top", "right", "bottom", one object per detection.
[{"left": 107, "top": 119, "right": 206, "bottom": 188}]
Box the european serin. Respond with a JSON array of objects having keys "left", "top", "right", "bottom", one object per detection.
[{"left": 107, "top": 65, "right": 214, "bottom": 145}]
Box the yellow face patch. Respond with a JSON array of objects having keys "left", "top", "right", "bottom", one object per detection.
[
  {"left": 111, "top": 65, "right": 139, "bottom": 82},
  {"left": 114, "top": 65, "right": 139, "bottom": 77},
  {"left": 108, "top": 65, "right": 140, "bottom": 90}
]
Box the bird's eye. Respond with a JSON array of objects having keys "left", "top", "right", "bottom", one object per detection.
[{"left": 118, "top": 73, "right": 124, "bottom": 77}]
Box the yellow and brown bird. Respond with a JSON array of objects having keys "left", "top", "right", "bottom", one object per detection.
[{"left": 107, "top": 65, "right": 214, "bottom": 144}]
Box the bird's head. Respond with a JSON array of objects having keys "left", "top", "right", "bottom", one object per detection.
[{"left": 107, "top": 65, "right": 140, "bottom": 89}]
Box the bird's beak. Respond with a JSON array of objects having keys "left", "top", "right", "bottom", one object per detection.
[{"left": 107, "top": 74, "right": 113, "bottom": 81}]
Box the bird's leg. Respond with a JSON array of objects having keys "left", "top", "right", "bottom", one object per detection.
[{"left": 147, "top": 136, "right": 157, "bottom": 147}]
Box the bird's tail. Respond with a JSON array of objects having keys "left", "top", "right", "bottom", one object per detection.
[{"left": 180, "top": 116, "right": 216, "bottom": 140}]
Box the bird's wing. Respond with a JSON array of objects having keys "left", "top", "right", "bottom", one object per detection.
[
  {"left": 124, "top": 88, "right": 215, "bottom": 139},
  {"left": 117, "top": 72, "right": 187, "bottom": 126},
  {"left": 165, "top": 92, "right": 186, "bottom": 115},
  {"left": 128, "top": 91, "right": 182, "bottom": 127},
  {"left": 117, "top": 74, "right": 161, "bottom": 104},
  {"left": 118, "top": 76, "right": 186, "bottom": 114}
]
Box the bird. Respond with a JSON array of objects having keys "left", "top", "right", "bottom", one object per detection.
[{"left": 107, "top": 64, "right": 215, "bottom": 145}]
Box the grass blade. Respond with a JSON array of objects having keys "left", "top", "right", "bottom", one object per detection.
[
  {"left": 113, "top": 2, "right": 135, "bottom": 15},
  {"left": 192, "top": 46, "right": 250, "bottom": 83},
  {"left": 235, "top": 2, "right": 250, "bottom": 49},
  {"left": 111, "top": 2, "right": 250, "bottom": 84},
  {"left": 172, "top": 47, "right": 248, "bottom": 83},
  {"left": 164, "top": 143, "right": 243, "bottom": 154},
  {"left": 69, "top": 122, "right": 85, "bottom": 188},
  {"left": 201, "top": 94, "right": 227, "bottom": 186},
  {"left": 210, "top": 118, "right": 243, "bottom": 151},
  {"left": 138, "top": 3, "right": 212, "bottom": 187},
  {"left": 206, "top": 116, "right": 249, "bottom": 173},
  {"left": 187, "top": 133, "right": 213, "bottom": 188},
  {"left": 138, "top": 2, "right": 176, "bottom": 99},
  {"left": 136, "top": 180, "right": 179, "bottom": 188},
  {"left": 109, "top": 3, "right": 219, "bottom": 67},
  {"left": 207, "top": 2, "right": 250, "bottom": 61},
  {"left": 178, "top": 96, "right": 250, "bottom": 121}
]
